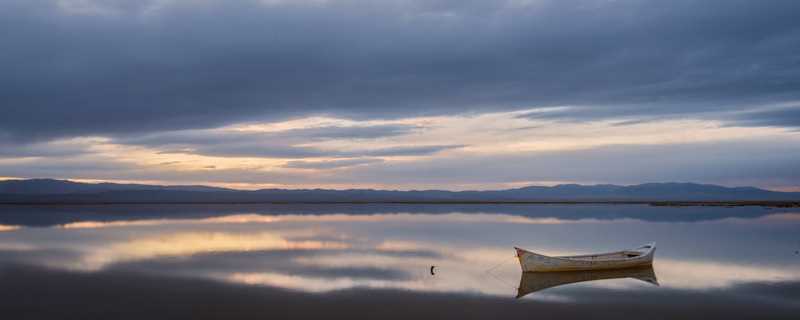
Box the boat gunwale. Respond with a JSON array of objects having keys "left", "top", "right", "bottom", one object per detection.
[{"left": 515, "top": 242, "right": 656, "bottom": 264}]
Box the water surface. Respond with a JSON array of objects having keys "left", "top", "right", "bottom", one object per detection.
[{"left": 1, "top": 204, "right": 798, "bottom": 319}]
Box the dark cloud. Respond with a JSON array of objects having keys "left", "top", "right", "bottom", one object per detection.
[
  {"left": 728, "top": 106, "right": 800, "bottom": 128},
  {"left": 2, "top": 0, "right": 800, "bottom": 143}
]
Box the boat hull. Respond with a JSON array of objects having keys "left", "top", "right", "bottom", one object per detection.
[{"left": 515, "top": 243, "right": 655, "bottom": 272}]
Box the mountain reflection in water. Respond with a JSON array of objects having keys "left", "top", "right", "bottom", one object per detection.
[{"left": 516, "top": 266, "right": 659, "bottom": 298}]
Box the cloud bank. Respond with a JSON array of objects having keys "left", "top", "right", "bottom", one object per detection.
[{"left": 1, "top": 0, "right": 799, "bottom": 190}]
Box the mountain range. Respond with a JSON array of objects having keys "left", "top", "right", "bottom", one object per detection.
[{"left": 1, "top": 179, "right": 799, "bottom": 204}]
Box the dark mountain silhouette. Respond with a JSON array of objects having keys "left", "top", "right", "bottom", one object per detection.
[{"left": 0, "top": 179, "right": 798, "bottom": 204}]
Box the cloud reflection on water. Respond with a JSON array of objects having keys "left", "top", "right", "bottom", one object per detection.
[
  {"left": 79, "top": 232, "right": 350, "bottom": 271},
  {"left": 56, "top": 213, "right": 625, "bottom": 230},
  {"left": 0, "top": 211, "right": 799, "bottom": 298}
]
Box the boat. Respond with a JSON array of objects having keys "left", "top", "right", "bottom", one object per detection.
[
  {"left": 514, "top": 242, "right": 656, "bottom": 272},
  {"left": 516, "top": 265, "right": 658, "bottom": 298}
]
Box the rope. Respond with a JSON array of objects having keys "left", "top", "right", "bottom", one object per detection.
[
  {"left": 486, "top": 270, "right": 518, "bottom": 291},
  {"left": 482, "top": 255, "right": 517, "bottom": 274},
  {"left": 481, "top": 255, "right": 520, "bottom": 292}
]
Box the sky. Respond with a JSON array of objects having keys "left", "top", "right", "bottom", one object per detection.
[{"left": 1, "top": 0, "right": 799, "bottom": 191}]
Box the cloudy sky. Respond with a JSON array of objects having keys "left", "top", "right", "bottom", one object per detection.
[{"left": 1, "top": 0, "right": 799, "bottom": 190}]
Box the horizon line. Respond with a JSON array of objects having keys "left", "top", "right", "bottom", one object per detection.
[{"left": 1, "top": 177, "right": 795, "bottom": 193}]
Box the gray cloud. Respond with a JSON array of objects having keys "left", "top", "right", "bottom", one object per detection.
[
  {"left": 284, "top": 125, "right": 422, "bottom": 140},
  {"left": 3, "top": 138, "right": 798, "bottom": 190},
  {"left": 2, "top": 0, "right": 800, "bottom": 143},
  {"left": 112, "top": 124, "right": 458, "bottom": 159},
  {"left": 727, "top": 106, "right": 800, "bottom": 129},
  {"left": 118, "top": 124, "right": 420, "bottom": 147},
  {"left": 0, "top": 141, "right": 91, "bottom": 158},
  {"left": 187, "top": 144, "right": 332, "bottom": 158},
  {"left": 515, "top": 106, "right": 655, "bottom": 123},
  {"left": 177, "top": 143, "right": 463, "bottom": 159},
  {"left": 0, "top": 156, "right": 139, "bottom": 179},
  {"left": 283, "top": 158, "right": 384, "bottom": 169},
  {"left": 357, "top": 145, "right": 465, "bottom": 157},
  {"left": 338, "top": 138, "right": 800, "bottom": 188}
]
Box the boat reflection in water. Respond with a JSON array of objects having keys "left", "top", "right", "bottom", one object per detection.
[{"left": 516, "top": 266, "right": 659, "bottom": 298}]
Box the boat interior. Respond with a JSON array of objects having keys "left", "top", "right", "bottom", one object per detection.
[
  {"left": 561, "top": 245, "right": 652, "bottom": 261},
  {"left": 563, "top": 251, "right": 641, "bottom": 261}
]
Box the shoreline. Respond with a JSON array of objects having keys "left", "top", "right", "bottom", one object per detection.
[{"left": 0, "top": 200, "right": 797, "bottom": 207}]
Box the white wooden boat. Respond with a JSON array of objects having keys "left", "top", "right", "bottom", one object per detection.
[
  {"left": 515, "top": 243, "right": 656, "bottom": 272},
  {"left": 516, "top": 265, "right": 658, "bottom": 298}
]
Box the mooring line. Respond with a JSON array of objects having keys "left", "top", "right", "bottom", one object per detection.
[
  {"left": 482, "top": 255, "right": 516, "bottom": 274},
  {"left": 486, "top": 269, "right": 517, "bottom": 290}
]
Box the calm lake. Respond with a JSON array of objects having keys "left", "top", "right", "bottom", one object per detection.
[{"left": 1, "top": 204, "right": 798, "bottom": 319}]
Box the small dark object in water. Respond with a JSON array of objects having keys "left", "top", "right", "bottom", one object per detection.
[{"left": 430, "top": 265, "right": 436, "bottom": 275}]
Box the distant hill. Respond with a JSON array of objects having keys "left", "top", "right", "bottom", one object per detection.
[
  {"left": 0, "top": 179, "right": 232, "bottom": 194},
  {"left": 0, "top": 179, "right": 798, "bottom": 204}
]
